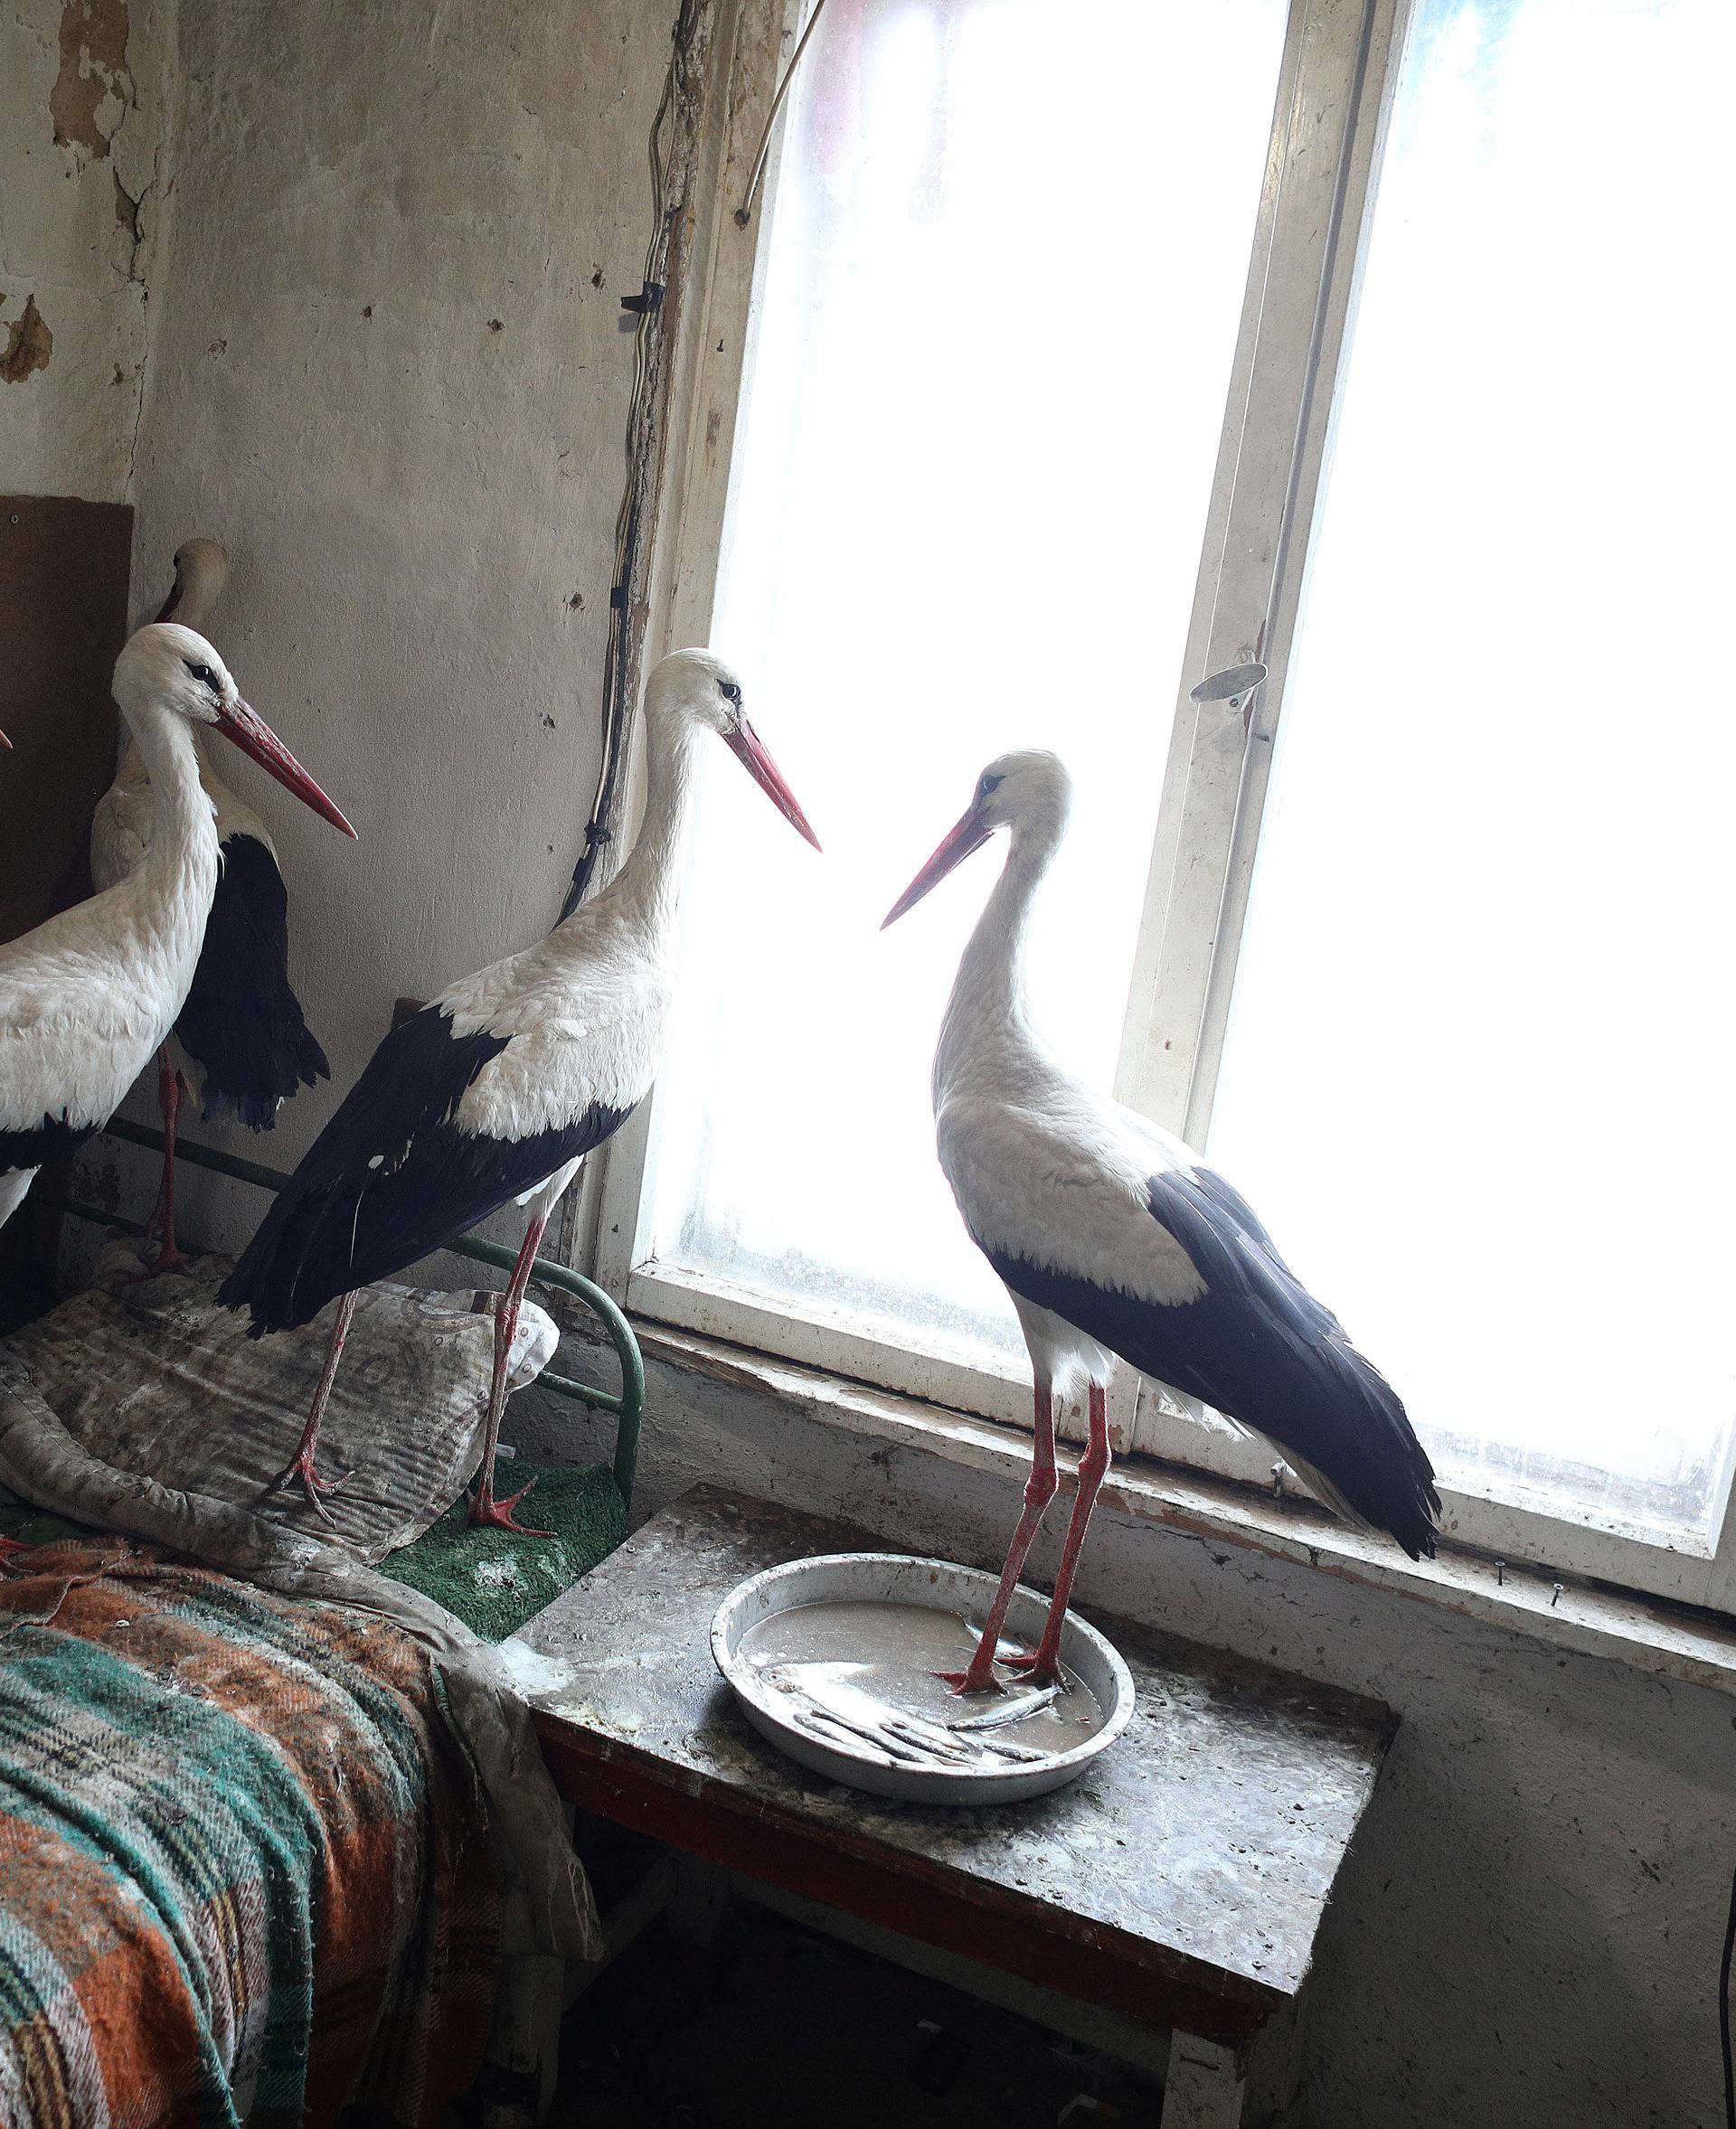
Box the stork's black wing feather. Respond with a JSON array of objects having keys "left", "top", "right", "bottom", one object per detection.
[
  {"left": 175, "top": 834, "right": 329, "bottom": 1129},
  {"left": 0, "top": 1113, "right": 99, "bottom": 1178},
  {"left": 980, "top": 1164, "right": 1440, "bottom": 1559},
  {"left": 217, "top": 1003, "right": 634, "bottom": 1333}
]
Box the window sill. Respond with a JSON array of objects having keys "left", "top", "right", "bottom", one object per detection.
[{"left": 626, "top": 1317, "right": 1736, "bottom": 1700}]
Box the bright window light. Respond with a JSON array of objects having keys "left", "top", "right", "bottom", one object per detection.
[
  {"left": 1208, "top": 0, "right": 1736, "bottom": 1541},
  {"left": 646, "top": 0, "right": 1288, "bottom": 1377}
]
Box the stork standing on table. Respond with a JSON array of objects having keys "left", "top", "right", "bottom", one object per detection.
[
  {"left": 1, "top": 626, "right": 355, "bottom": 1237},
  {"left": 92, "top": 540, "right": 332, "bottom": 1273},
  {"left": 882, "top": 750, "right": 1439, "bottom": 1693},
  {"left": 220, "top": 650, "right": 819, "bottom": 1531}
]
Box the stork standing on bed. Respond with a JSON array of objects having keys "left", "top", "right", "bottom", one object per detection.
[
  {"left": 220, "top": 649, "right": 820, "bottom": 1531},
  {"left": 1, "top": 626, "right": 355, "bottom": 1239},
  {"left": 882, "top": 750, "right": 1439, "bottom": 1693},
  {"left": 91, "top": 541, "right": 332, "bottom": 1274}
]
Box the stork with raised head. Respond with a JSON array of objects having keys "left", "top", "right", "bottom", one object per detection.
[
  {"left": 882, "top": 750, "right": 1439, "bottom": 1693},
  {"left": 1, "top": 626, "right": 355, "bottom": 1239},
  {"left": 91, "top": 540, "right": 332, "bottom": 1274},
  {"left": 220, "top": 649, "right": 819, "bottom": 1531}
]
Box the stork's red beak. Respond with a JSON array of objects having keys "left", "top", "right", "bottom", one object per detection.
[
  {"left": 0, "top": 728, "right": 11, "bottom": 750},
  {"left": 214, "top": 699, "right": 358, "bottom": 839},
  {"left": 881, "top": 807, "right": 993, "bottom": 928},
  {"left": 725, "top": 716, "right": 821, "bottom": 851}
]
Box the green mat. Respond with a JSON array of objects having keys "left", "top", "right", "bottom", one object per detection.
[
  {"left": 3, "top": 1460, "right": 627, "bottom": 1646},
  {"left": 0, "top": 1483, "right": 89, "bottom": 1549},
  {"left": 380, "top": 1456, "right": 628, "bottom": 1643}
]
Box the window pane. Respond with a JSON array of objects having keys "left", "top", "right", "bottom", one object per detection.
[
  {"left": 647, "top": 0, "right": 1288, "bottom": 1377},
  {"left": 1208, "top": 0, "right": 1736, "bottom": 1541}
]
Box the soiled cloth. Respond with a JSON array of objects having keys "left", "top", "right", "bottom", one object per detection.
[
  {"left": 0, "top": 1244, "right": 560, "bottom": 1565},
  {"left": 0, "top": 1538, "right": 501, "bottom": 2129}
]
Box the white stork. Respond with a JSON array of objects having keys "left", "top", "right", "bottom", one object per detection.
[
  {"left": 882, "top": 749, "right": 1439, "bottom": 1693},
  {"left": 220, "top": 649, "right": 819, "bottom": 1531},
  {"left": 91, "top": 540, "right": 332, "bottom": 1273},
  {"left": 1, "top": 625, "right": 355, "bottom": 1239}
]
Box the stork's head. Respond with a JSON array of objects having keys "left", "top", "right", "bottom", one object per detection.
[
  {"left": 112, "top": 622, "right": 357, "bottom": 840},
  {"left": 156, "top": 536, "right": 230, "bottom": 626},
  {"left": 644, "top": 646, "right": 820, "bottom": 851},
  {"left": 882, "top": 750, "right": 1071, "bottom": 928}
]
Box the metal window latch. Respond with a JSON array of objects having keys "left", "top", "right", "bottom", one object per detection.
[{"left": 1191, "top": 662, "right": 1269, "bottom": 738}]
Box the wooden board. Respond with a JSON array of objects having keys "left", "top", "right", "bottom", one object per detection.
[
  {"left": 522, "top": 1484, "right": 1397, "bottom": 2045},
  {"left": 0, "top": 495, "right": 133, "bottom": 947}
]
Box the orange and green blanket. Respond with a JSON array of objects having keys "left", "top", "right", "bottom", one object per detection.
[{"left": 0, "top": 1536, "right": 502, "bottom": 2129}]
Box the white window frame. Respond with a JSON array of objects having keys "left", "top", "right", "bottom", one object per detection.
[{"left": 589, "top": 0, "right": 1736, "bottom": 1617}]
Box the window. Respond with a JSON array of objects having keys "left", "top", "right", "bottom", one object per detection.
[{"left": 598, "top": 0, "right": 1736, "bottom": 1612}]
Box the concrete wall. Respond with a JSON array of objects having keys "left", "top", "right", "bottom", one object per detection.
[
  {"left": 1, "top": 0, "right": 175, "bottom": 498},
  {"left": 514, "top": 1342, "right": 1735, "bottom": 2129},
  {"left": 106, "top": 0, "right": 669, "bottom": 1257},
  {"left": 24, "top": 3, "right": 1734, "bottom": 2125}
]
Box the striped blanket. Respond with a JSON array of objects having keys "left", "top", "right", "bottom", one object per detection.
[{"left": 0, "top": 1536, "right": 502, "bottom": 2129}]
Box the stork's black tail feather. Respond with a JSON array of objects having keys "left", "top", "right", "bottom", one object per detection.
[
  {"left": 197, "top": 1022, "right": 329, "bottom": 1131},
  {"left": 177, "top": 834, "right": 329, "bottom": 1133}
]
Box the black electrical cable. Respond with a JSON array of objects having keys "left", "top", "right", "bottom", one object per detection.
[
  {"left": 559, "top": 0, "right": 703, "bottom": 925},
  {"left": 1722, "top": 1855, "right": 1735, "bottom": 2129}
]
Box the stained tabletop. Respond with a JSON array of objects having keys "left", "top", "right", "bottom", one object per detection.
[{"left": 518, "top": 1484, "right": 1395, "bottom": 2023}]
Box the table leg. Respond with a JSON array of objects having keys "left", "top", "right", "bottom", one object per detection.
[{"left": 1159, "top": 2034, "right": 1247, "bottom": 2128}]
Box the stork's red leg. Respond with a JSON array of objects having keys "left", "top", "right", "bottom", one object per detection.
[
  {"left": 939, "top": 1374, "right": 1057, "bottom": 1695},
  {"left": 137, "top": 1051, "right": 190, "bottom": 1277},
  {"left": 468, "top": 1211, "right": 556, "bottom": 1538},
  {"left": 1001, "top": 1379, "right": 1111, "bottom": 1686},
  {"left": 269, "top": 1290, "right": 357, "bottom": 1518}
]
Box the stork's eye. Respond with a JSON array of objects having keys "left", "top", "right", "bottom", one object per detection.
[
  {"left": 977, "top": 772, "right": 1004, "bottom": 800},
  {"left": 183, "top": 658, "right": 221, "bottom": 692},
  {"left": 719, "top": 680, "right": 742, "bottom": 706}
]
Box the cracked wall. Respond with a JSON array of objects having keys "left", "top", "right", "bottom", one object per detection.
[{"left": 0, "top": 0, "right": 173, "bottom": 497}]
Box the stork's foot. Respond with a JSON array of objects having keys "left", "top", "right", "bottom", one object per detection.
[
  {"left": 996, "top": 1647, "right": 1067, "bottom": 1689},
  {"left": 119, "top": 1223, "right": 193, "bottom": 1280},
  {"left": 935, "top": 1662, "right": 1007, "bottom": 1697},
  {"left": 936, "top": 1616, "right": 1038, "bottom": 1694},
  {"left": 466, "top": 1478, "right": 554, "bottom": 1539},
  {"left": 128, "top": 1236, "right": 193, "bottom": 1281},
  {"left": 269, "top": 1447, "right": 352, "bottom": 1523}
]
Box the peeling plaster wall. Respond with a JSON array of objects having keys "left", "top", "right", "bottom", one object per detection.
[
  {"left": 512, "top": 1345, "right": 1735, "bottom": 2129},
  {"left": 110, "top": 0, "right": 675, "bottom": 1255},
  {"left": 0, "top": 0, "right": 173, "bottom": 495}
]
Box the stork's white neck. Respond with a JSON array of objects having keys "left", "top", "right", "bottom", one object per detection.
[
  {"left": 560, "top": 704, "right": 703, "bottom": 956},
  {"left": 933, "top": 811, "right": 1064, "bottom": 1107},
  {"left": 123, "top": 700, "right": 221, "bottom": 959},
  {"left": 114, "top": 725, "right": 215, "bottom": 791}
]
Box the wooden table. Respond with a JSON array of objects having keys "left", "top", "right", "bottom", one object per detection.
[{"left": 520, "top": 1485, "right": 1396, "bottom": 2126}]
